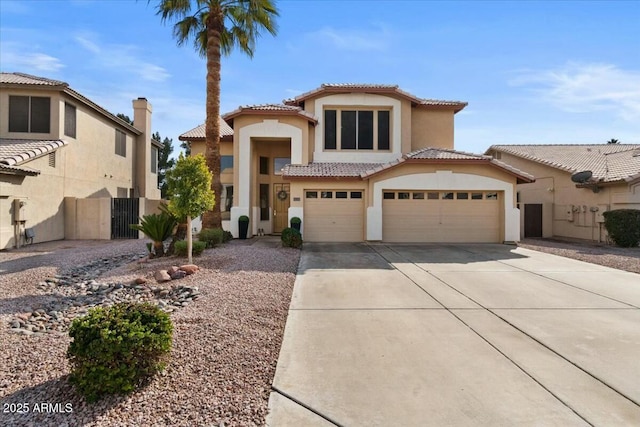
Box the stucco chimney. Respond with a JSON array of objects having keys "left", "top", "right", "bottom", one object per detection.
[{"left": 133, "top": 98, "right": 153, "bottom": 198}]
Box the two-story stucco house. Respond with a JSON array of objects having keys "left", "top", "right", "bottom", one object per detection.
[
  {"left": 486, "top": 144, "right": 640, "bottom": 242},
  {"left": 0, "top": 73, "right": 162, "bottom": 249},
  {"left": 180, "top": 84, "right": 533, "bottom": 243}
]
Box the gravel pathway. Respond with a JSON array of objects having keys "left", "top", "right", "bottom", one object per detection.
[
  {"left": 519, "top": 238, "right": 640, "bottom": 274},
  {"left": 0, "top": 238, "right": 299, "bottom": 426}
]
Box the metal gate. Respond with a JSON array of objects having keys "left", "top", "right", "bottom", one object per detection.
[{"left": 111, "top": 198, "right": 139, "bottom": 239}]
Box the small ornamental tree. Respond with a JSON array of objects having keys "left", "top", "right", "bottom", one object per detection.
[{"left": 166, "top": 154, "right": 215, "bottom": 263}]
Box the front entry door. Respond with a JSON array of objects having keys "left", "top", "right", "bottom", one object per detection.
[
  {"left": 524, "top": 204, "right": 543, "bottom": 238},
  {"left": 274, "top": 183, "right": 290, "bottom": 233}
]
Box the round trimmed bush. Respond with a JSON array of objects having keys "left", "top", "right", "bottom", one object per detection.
[
  {"left": 281, "top": 227, "right": 302, "bottom": 248},
  {"left": 67, "top": 302, "right": 173, "bottom": 402},
  {"left": 603, "top": 209, "right": 640, "bottom": 247},
  {"left": 198, "top": 227, "right": 224, "bottom": 248},
  {"left": 174, "top": 240, "right": 206, "bottom": 257}
]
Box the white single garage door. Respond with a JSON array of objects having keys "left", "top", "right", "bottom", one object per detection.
[
  {"left": 383, "top": 190, "right": 501, "bottom": 242},
  {"left": 304, "top": 190, "right": 364, "bottom": 242}
]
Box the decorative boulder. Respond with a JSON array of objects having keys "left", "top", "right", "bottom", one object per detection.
[
  {"left": 170, "top": 270, "right": 187, "bottom": 280},
  {"left": 134, "top": 277, "right": 147, "bottom": 285},
  {"left": 179, "top": 264, "right": 199, "bottom": 275},
  {"left": 154, "top": 270, "right": 171, "bottom": 282},
  {"left": 167, "top": 266, "right": 179, "bottom": 274}
]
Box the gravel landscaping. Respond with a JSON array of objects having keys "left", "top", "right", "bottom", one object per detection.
[
  {"left": 519, "top": 238, "right": 640, "bottom": 274},
  {"left": 0, "top": 238, "right": 299, "bottom": 426}
]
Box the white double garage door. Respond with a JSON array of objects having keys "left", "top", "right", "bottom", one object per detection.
[{"left": 304, "top": 189, "right": 501, "bottom": 243}]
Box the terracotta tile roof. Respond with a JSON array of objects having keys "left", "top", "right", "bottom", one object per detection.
[
  {"left": 284, "top": 84, "right": 467, "bottom": 112},
  {"left": 0, "top": 72, "right": 67, "bottom": 87},
  {"left": 488, "top": 144, "right": 640, "bottom": 183},
  {"left": 0, "top": 164, "right": 40, "bottom": 176},
  {"left": 0, "top": 139, "right": 68, "bottom": 166},
  {"left": 178, "top": 118, "right": 234, "bottom": 141},
  {"left": 283, "top": 147, "right": 533, "bottom": 182},
  {"left": 283, "top": 162, "right": 381, "bottom": 178},
  {"left": 1, "top": 72, "right": 141, "bottom": 135},
  {"left": 222, "top": 104, "right": 317, "bottom": 123}
]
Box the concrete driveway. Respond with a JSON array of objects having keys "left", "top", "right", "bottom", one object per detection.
[{"left": 267, "top": 243, "right": 640, "bottom": 426}]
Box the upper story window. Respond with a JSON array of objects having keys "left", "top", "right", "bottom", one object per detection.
[
  {"left": 9, "top": 96, "right": 51, "bottom": 133},
  {"left": 274, "top": 157, "right": 290, "bottom": 175},
  {"left": 221, "top": 155, "right": 233, "bottom": 173},
  {"left": 150, "top": 146, "right": 158, "bottom": 173},
  {"left": 64, "top": 102, "right": 76, "bottom": 138},
  {"left": 324, "top": 108, "right": 390, "bottom": 151},
  {"left": 115, "top": 129, "right": 126, "bottom": 157}
]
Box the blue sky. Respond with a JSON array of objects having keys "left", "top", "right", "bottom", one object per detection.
[{"left": 1, "top": 0, "right": 639, "bottom": 155}]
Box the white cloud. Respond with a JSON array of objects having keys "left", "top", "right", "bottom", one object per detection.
[
  {"left": 510, "top": 62, "right": 640, "bottom": 121},
  {"left": 306, "top": 25, "right": 391, "bottom": 52},
  {"left": 0, "top": 45, "right": 64, "bottom": 72},
  {"left": 73, "top": 32, "right": 171, "bottom": 83}
]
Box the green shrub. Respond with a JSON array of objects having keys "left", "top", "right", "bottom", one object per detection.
[
  {"left": 174, "top": 240, "right": 206, "bottom": 257},
  {"left": 129, "top": 210, "right": 177, "bottom": 257},
  {"left": 198, "top": 228, "right": 224, "bottom": 248},
  {"left": 67, "top": 302, "right": 173, "bottom": 402},
  {"left": 222, "top": 230, "right": 233, "bottom": 243},
  {"left": 290, "top": 216, "right": 301, "bottom": 225},
  {"left": 281, "top": 227, "right": 303, "bottom": 248},
  {"left": 603, "top": 209, "right": 640, "bottom": 247},
  {"left": 239, "top": 215, "right": 249, "bottom": 222}
]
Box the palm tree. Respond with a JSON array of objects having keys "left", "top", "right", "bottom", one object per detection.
[
  {"left": 607, "top": 138, "right": 620, "bottom": 144},
  {"left": 156, "top": 0, "right": 278, "bottom": 229}
]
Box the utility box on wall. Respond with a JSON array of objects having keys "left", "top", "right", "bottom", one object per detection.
[{"left": 13, "top": 199, "right": 28, "bottom": 222}]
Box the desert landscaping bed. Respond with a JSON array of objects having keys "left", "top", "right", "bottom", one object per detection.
[
  {"left": 0, "top": 239, "right": 299, "bottom": 426},
  {"left": 519, "top": 238, "right": 640, "bottom": 274}
]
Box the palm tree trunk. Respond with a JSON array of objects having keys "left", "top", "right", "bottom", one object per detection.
[{"left": 202, "top": 6, "right": 223, "bottom": 230}]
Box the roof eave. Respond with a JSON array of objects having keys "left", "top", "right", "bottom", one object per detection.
[{"left": 222, "top": 108, "right": 317, "bottom": 124}]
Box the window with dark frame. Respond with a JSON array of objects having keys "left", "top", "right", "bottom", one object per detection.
[
  {"left": 321, "top": 191, "right": 333, "bottom": 199},
  {"left": 427, "top": 192, "right": 439, "bottom": 200},
  {"left": 273, "top": 157, "right": 290, "bottom": 175},
  {"left": 471, "top": 192, "right": 483, "bottom": 200},
  {"left": 383, "top": 192, "right": 395, "bottom": 200},
  {"left": 222, "top": 185, "right": 233, "bottom": 220},
  {"left": 220, "top": 155, "right": 233, "bottom": 173},
  {"left": 398, "top": 192, "right": 410, "bottom": 200},
  {"left": 486, "top": 192, "right": 498, "bottom": 200},
  {"left": 150, "top": 146, "right": 158, "bottom": 173},
  {"left": 259, "top": 156, "right": 269, "bottom": 174},
  {"left": 64, "top": 102, "right": 76, "bottom": 138},
  {"left": 350, "top": 191, "right": 363, "bottom": 199},
  {"left": 306, "top": 191, "right": 318, "bottom": 198},
  {"left": 457, "top": 192, "right": 469, "bottom": 200},
  {"left": 442, "top": 192, "right": 454, "bottom": 200},
  {"left": 260, "top": 184, "right": 269, "bottom": 220},
  {"left": 413, "top": 192, "right": 425, "bottom": 199},
  {"left": 335, "top": 191, "right": 348, "bottom": 199},
  {"left": 325, "top": 108, "right": 391, "bottom": 151},
  {"left": 9, "top": 95, "right": 51, "bottom": 133},
  {"left": 115, "top": 129, "right": 126, "bottom": 157}
]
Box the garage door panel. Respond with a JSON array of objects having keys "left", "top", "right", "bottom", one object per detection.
[
  {"left": 305, "top": 193, "right": 364, "bottom": 242},
  {"left": 383, "top": 191, "right": 500, "bottom": 243}
]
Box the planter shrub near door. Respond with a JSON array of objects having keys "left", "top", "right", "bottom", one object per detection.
[
  {"left": 238, "top": 215, "right": 249, "bottom": 239},
  {"left": 290, "top": 216, "right": 301, "bottom": 232}
]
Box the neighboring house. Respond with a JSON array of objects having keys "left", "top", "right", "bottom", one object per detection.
[
  {"left": 485, "top": 144, "right": 640, "bottom": 242},
  {"left": 0, "top": 72, "right": 162, "bottom": 249},
  {"left": 180, "top": 84, "right": 532, "bottom": 242}
]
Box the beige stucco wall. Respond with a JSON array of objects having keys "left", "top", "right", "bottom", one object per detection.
[
  {"left": 0, "top": 86, "right": 161, "bottom": 249},
  {"left": 1, "top": 153, "right": 66, "bottom": 248},
  {"left": 411, "top": 109, "right": 455, "bottom": 150},
  {"left": 494, "top": 152, "right": 639, "bottom": 241}
]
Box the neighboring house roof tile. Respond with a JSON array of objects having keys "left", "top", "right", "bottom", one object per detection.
[
  {"left": 488, "top": 144, "right": 640, "bottom": 183},
  {"left": 178, "top": 118, "right": 234, "bottom": 141},
  {"left": 284, "top": 83, "right": 468, "bottom": 112},
  {"left": 222, "top": 104, "right": 317, "bottom": 123},
  {"left": 1, "top": 72, "right": 141, "bottom": 135},
  {"left": 0, "top": 164, "right": 40, "bottom": 176},
  {"left": 0, "top": 139, "right": 68, "bottom": 166},
  {"left": 283, "top": 148, "right": 533, "bottom": 182}
]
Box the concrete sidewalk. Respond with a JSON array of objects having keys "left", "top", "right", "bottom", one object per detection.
[{"left": 267, "top": 243, "right": 640, "bottom": 426}]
